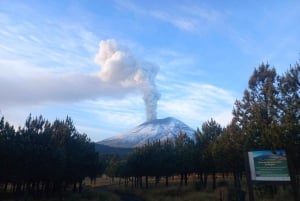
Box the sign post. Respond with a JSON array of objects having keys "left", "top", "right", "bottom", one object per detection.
[
  {"left": 245, "top": 150, "right": 291, "bottom": 201},
  {"left": 248, "top": 150, "right": 290, "bottom": 182}
]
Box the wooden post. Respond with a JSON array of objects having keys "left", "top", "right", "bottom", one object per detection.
[
  {"left": 244, "top": 152, "right": 255, "bottom": 201},
  {"left": 286, "top": 147, "right": 299, "bottom": 201}
]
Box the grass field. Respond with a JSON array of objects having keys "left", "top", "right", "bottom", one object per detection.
[
  {"left": 1, "top": 175, "right": 297, "bottom": 201},
  {"left": 83, "top": 175, "right": 296, "bottom": 201}
]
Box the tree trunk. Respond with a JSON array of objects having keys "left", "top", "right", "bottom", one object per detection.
[
  {"left": 165, "top": 176, "right": 169, "bottom": 187},
  {"left": 180, "top": 173, "right": 184, "bottom": 186},
  {"left": 199, "top": 172, "right": 204, "bottom": 186},
  {"left": 139, "top": 176, "right": 143, "bottom": 188},
  {"left": 79, "top": 181, "right": 83, "bottom": 193},
  {"left": 4, "top": 181, "right": 8, "bottom": 193},
  {"left": 204, "top": 173, "right": 208, "bottom": 188},
  {"left": 233, "top": 172, "right": 241, "bottom": 188},
  {"left": 73, "top": 182, "right": 76, "bottom": 193},
  {"left": 286, "top": 146, "right": 299, "bottom": 201},
  {"left": 212, "top": 172, "right": 216, "bottom": 190},
  {"left": 184, "top": 173, "right": 188, "bottom": 185},
  {"left": 131, "top": 177, "right": 134, "bottom": 188},
  {"left": 155, "top": 176, "right": 160, "bottom": 186}
]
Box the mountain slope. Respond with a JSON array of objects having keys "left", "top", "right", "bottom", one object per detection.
[
  {"left": 94, "top": 143, "right": 133, "bottom": 157},
  {"left": 98, "top": 117, "right": 195, "bottom": 148}
]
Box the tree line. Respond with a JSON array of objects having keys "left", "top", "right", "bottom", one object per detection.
[
  {"left": 0, "top": 115, "right": 102, "bottom": 197},
  {"left": 103, "top": 63, "right": 299, "bottom": 196},
  {"left": 103, "top": 120, "right": 241, "bottom": 189}
]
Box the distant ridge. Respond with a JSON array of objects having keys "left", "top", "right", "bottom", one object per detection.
[{"left": 98, "top": 117, "right": 195, "bottom": 148}]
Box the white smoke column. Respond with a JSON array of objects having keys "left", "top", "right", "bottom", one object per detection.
[{"left": 94, "top": 39, "right": 160, "bottom": 121}]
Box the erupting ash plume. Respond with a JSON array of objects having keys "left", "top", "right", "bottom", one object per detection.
[{"left": 94, "top": 39, "right": 160, "bottom": 121}]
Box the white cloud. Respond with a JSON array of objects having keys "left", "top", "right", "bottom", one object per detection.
[
  {"left": 73, "top": 99, "right": 145, "bottom": 141},
  {"left": 0, "top": 9, "right": 161, "bottom": 140},
  {"left": 150, "top": 10, "right": 196, "bottom": 31},
  {"left": 1, "top": 96, "right": 146, "bottom": 141},
  {"left": 180, "top": 4, "right": 222, "bottom": 23},
  {"left": 57, "top": 98, "right": 146, "bottom": 141},
  {"left": 81, "top": 98, "right": 145, "bottom": 125},
  {"left": 158, "top": 82, "right": 236, "bottom": 128},
  {"left": 0, "top": 61, "right": 138, "bottom": 108},
  {"left": 0, "top": 11, "right": 98, "bottom": 73},
  {"left": 76, "top": 125, "right": 117, "bottom": 142},
  {"left": 114, "top": 0, "right": 223, "bottom": 32},
  {"left": 0, "top": 12, "right": 160, "bottom": 111}
]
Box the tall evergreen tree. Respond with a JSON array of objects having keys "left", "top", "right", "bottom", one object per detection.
[
  {"left": 0, "top": 115, "right": 101, "bottom": 196},
  {"left": 277, "top": 63, "right": 300, "bottom": 200},
  {"left": 277, "top": 63, "right": 300, "bottom": 147},
  {"left": 199, "top": 118, "right": 223, "bottom": 189},
  {"left": 174, "top": 132, "right": 194, "bottom": 186},
  {"left": 233, "top": 63, "right": 280, "bottom": 149}
]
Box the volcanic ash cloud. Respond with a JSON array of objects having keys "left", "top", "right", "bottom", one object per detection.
[{"left": 94, "top": 39, "right": 160, "bottom": 121}]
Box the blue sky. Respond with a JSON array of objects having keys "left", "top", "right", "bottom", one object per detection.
[{"left": 0, "top": 0, "right": 299, "bottom": 141}]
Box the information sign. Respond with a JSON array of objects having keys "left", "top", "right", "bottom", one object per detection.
[{"left": 248, "top": 150, "right": 290, "bottom": 181}]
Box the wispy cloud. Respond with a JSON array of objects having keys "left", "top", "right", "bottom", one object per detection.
[
  {"left": 218, "top": 1, "right": 300, "bottom": 72},
  {"left": 68, "top": 98, "right": 146, "bottom": 141},
  {"left": 158, "top": 82, "right": 236, "bottom": 128},
  {"left": 0, "top": 9, "right": 161, "bottom": 111},
  {"left": 114, "top": 0, "right": 223, "bottom": 32},
  {"left": 149, "top": 10, "right": 196, "bottom": 31},
  {"left": 0, "top": 11, "right": 98, "bottom": 73},
  {"left": 180, "top": 4, "right": 221, "bottom": 23},
  {"left": 1, "top": 92, "right": 147, "bottom": 141}
]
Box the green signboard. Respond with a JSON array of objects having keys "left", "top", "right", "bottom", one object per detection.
[{"left": 248, "top": 150, "right": 290, "bottom": 181}]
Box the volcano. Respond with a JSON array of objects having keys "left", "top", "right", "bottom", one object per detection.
[{"left": 98, "top": 117, "right": 195, "bottom": 148}]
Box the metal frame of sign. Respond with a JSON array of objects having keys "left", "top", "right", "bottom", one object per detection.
[
  {"left": 248, "top": 150, "right": 290, "bottom": 181},
  {"left": 245, "top": 150, "right": 293, "bottom": 201}
]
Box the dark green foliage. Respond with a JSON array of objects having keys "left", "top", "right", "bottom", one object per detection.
[
  {"left": 233, "top": 63, "right": 280, "bottom": 149},
  {"left": 194, "top": 119, "right": 223, "bottom": 189},
  {"left": 175, "top": 132, "right": 195, "bottom": 186},
  {"left": 0, "top": 115, "right": 102, "bottom": 196},
  {"left": 277, "top": 63, "right": 300, "bottom": 147},
  {"left": 123, "top": 140, "right": 176, "bottom": 188},
  {"left": 231, "top": 62, "right": 299, "bottom": 153}
]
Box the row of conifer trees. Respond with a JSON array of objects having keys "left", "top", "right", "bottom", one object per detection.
[{"left": 0, "top": 115, "right": 101, "bottom": 196}]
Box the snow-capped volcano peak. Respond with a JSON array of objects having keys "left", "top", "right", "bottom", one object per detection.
[{"left": 98, "top": 117, "right": 195, "bottom": 148}]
